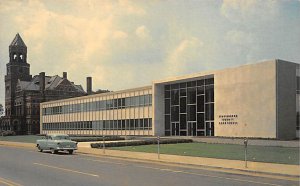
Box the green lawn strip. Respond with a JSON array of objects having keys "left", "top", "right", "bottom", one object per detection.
[
  {"left": 110, "top": 142, "right": 299, "bottom": 165},
  {"left": 0, "top": 135, "right": 43, "bottom": 143}
]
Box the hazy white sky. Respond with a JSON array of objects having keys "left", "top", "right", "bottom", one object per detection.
[{"left": 0, "top": 0, "right": 300, "bottom": 105}]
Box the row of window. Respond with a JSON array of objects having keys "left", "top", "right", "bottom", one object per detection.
[
  {"left": 164, "top": 78, "right": 214, "bottom": 90},
  {"left": 42, "top": 118, "right": 152, "bottom": 131},
  {"left": 43, "top": 94, "right": 152, "bottom": 115}
]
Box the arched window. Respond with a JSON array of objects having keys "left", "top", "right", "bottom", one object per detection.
[
  {"left": 13, "top": 54, "right": 17, "bottom": 60},
  {"left": 20, "top": 54, "right": 23, "bottom": 60}
]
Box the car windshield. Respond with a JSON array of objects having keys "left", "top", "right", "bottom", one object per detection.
[{"left": 52, "top": 135, "right": 70, "bottom": 140}]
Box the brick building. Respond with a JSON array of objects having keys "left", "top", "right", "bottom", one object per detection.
[{"left": 1, "top": 34, "right": 86, "bottom": 134}]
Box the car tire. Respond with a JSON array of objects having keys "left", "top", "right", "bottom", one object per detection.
[
  {"left": 68, "top": 150, "right": 74, "bottom": 154},
  {"left": 37, "top": 145, "right": 43, "bottom": 152},
  {"left": 51, "top": 149, "right": 58, "bottom": 154}
]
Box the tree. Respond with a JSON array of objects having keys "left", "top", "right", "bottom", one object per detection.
[{"left": 0, "top": 103, "right": 3, "bottom": 116}]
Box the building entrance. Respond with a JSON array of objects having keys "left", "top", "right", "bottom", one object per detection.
[
  {"left": 171, "top": 122, "right": 179, "bottom": 136},
  {"left": 187, "top": 122, "right": 196, "bottom": 136},
  {"left": 205, "top": 122, "right": 214, "bottom": 136}
]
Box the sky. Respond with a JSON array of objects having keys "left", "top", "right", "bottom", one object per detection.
[{"left": 0, "top": 0, "right": 300, "bottom": 107}]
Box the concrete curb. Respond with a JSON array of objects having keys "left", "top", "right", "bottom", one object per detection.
[
  {"left": 76, "top": 150, "right": 299, "bottom": 179},
  {"left": 1, "top": 141, "right": 299, "bottom": 178}
]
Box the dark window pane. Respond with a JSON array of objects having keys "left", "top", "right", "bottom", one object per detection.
[
  {"left": 149, "top": 119, "right": 152, "bottom": 129},
  {"left": 206, "top": 122, "right": 210, "bottom": 135},
  {"left": 180, "top": 83, "right": 187, "bottom": 88},
  {"left": 171, "top": 106, "right": 179, "bottom": 122},
  {"left": 197, "top": 95, "right": 204, "bottom": 112},
  {"left": 165, "top": 131, "right": 170, "bottom": 136},
  {"left": 205, "top": 78, "right": 214, "bottom": 85},
  {"left": 140, "top": 119, "right": 144, "bottom": 129},
  {"left": 197, "top": 113, "right": 205, "bottom": 129},
  {"left": 205, "top": 85, "right": 214, "bottom": 103},
  {"left": 165, "top": 85, "right": 170, "bottom": 90},
  {"left": 115, "top": 120, "right": 119, "bottom": 129},
  {"left": 144, "top": 119, "right": 149, "bottom": 129},
  {"left": 180, "top": 131, "right": 187, "bottom": 136},
  {"left": 114, "top": 99, "right": 118, "bottom": 109},
  {"left": 165, "top": 99, "right": 170, "bottom": 114},
  {"left": 197, "top": 131, "right": 205, "bottom": 136},
  {"left": 180, "top": 114, "right": 186, "bottom": 129},
  {"left": 131, "top": 119, "right": 136, "bottom": 130},
  {"left": 187, "top": 81, "right": 196, "bottom": 87},
  {"left": 180, "top": 97, "right": 186, "bottom": 113},
  {"left": 122, "top": 120, "right": 126, "bottom": 130},
  {"left": 187, "top": 105, "right": 196, "bottom": 121},
  {"left": 171, "top": 83, "right": 180, "bottom": 89},
  {"left": 205, "top": 103, "right": 214, "bottom": 120},
  {"left": 187, "top": 87, "right": 196, "bottom": 104},
  {"left": 180, "top": 89, "right": 186, "bottom": 97},
  {"left": 165, "top": 90, "right": 170, "bottom": 99},
  {"left": 165, "top": 115, "right": 170, "bottom": 130},
  {"left": 171, "top": 89, "right": 179, "bottom": 105},
  {"left": 197, "top": 79, "right": 204, "bottom": 86},
  {"left": 118, "top": 99, "right": 122, "bottom": 108},
  {"left": 197, "top": 86, "right": 204, "bottom": 95}
]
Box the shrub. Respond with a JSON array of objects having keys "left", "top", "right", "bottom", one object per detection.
[
  {"left": 0, "top": 130, "right": 16, "bottom": 136},
  {"left": 71, "top": 136, "right": 125, "bottom": 142},
  {"left": 91, "top": 138, "right": 193, "bottom": 148}
]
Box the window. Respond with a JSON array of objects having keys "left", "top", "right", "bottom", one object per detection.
[
  {"left": 205, "top": 78, "right": 214, "bottom": 85},
  {"left": 171, "top": 90, "right": 179, "bottom": 105},
  {"left": 187, "top": 105, "right": 196, "bottom": 121},
  {"left": 197, "top": 95, "right": 204, "bottom": 112},
  {"left": 171, "top": 106, "right": 179, "bottom": 122},
  {"left": 171, "top": 83, "right": 180, "bottom": 89},
  {"left": 205, "top": 85, "right": 214, "bottom": 103},
  {"left": 164, "top": 77, "right": 214, "bottom": 136},
  {"left": 187, "top": 87, "right": 196, "bottom": 104},
  {"left": 197, "top": 79, "right": 204, "bottom": 86},
  {"left": 165, "top": 115, "right": 170, "bottom": 130},
  {"left": 197, "top": 113, "right": 205, "bottom": 129},
  {"left": 205, "top": 103, "right": 214, "bottom": 121},
  {"left": 165, "top": 99, "right": 170, "bottom": 114},
  {"left": 187, "top": 81, "right": 196, "bottom": 87},
  {"left": 180, "top": 97, "right": 186, "bottom": 113},
  {"left": 180, "top": 114, "right": 187, "bottom": 130}
]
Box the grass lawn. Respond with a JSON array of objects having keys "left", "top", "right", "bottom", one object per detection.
[
  {"left": 0, "top": 135, "right": 43, "bottom": 143},
  {"left": 110, "top": 142, "right": 300, "bottom": 165}
]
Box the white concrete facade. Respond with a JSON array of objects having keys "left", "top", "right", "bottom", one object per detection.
[{"left": 40, "top": 59, "right": 299, "bottom": 139}]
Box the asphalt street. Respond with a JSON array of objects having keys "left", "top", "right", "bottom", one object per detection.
[{"left": 0, "top": 146, "right": 298, "bottom": 186}]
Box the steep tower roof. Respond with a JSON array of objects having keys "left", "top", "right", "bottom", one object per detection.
[{"left": 10, "top": 33, "right": 26, "bottom": 47}]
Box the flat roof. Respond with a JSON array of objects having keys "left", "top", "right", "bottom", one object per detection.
[
  {"left": 153, "top": 59, "right": 296, "bottom": 85},
  {"left": 41, "top": 85, "right": 152, "bottom": 105}
]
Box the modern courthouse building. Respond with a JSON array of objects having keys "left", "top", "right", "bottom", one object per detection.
[{"left": 40, "top": 60, "right": 300, "bottom": 140}]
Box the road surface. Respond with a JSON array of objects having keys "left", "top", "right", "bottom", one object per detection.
[{"left": 0, "top": 146, "right": 297, "bottom": 186}]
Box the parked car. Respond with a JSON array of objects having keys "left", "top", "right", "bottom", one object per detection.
[{"left": 36, "top": 134, "right": 77, "bottom": 154}]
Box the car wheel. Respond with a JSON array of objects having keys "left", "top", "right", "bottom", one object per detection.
[
  {"left": 68, "top": 150, "right": 73, "bottom": 154},
  {"left": 51, "top": 149, "right": 57, "bottom": 154},
  {"left": 37, "top": 145, "right": 43, "bottom": 152}
]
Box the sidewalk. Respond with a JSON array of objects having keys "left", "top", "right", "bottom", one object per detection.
[{"left": 0, "top": 140, "right": 299, "bottom": 178}]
